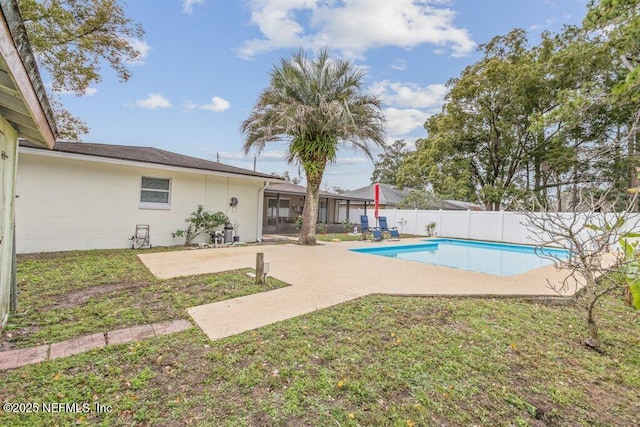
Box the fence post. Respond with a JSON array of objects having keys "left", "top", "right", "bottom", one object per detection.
[
  {"left": 256, "top": 253, "right": 264, "bottom": 285},
  {"left": 466, "top": 209, "right": 471, "bottom": 239}
]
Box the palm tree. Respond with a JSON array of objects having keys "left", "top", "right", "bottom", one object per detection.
[{"left": 241, "top": 48, "right": 386, "bottom": 245}]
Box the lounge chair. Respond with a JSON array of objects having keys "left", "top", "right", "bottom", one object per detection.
[
  {"left": 360, "top": 215, "right": 371, "bottom": 240},
  {"left": 371, "top": 228, "right": 383, "bottom": 242},
  {"left": 378, "top": 216, "right": 399, "bottom": 240}
]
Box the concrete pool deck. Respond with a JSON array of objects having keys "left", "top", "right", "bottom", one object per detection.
[{"left": 138, "top": 238, "right": 575, "bottom": 341}]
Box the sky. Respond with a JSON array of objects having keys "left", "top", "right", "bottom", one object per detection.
[{"left": 54, "top": 0, "right": 589, "bottom": 192}]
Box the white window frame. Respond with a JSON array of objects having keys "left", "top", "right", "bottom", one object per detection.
[{"left": 139, "top": 176, "right": 171, "bottom": 210}]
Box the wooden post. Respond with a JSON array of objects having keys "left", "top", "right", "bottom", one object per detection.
[{"left": 256, "top": 253, "right": 264, "bottom": 284}]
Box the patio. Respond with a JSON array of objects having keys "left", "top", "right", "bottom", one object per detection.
[{"left": 137, "top": 238, "right": 573, "bottom": 341}]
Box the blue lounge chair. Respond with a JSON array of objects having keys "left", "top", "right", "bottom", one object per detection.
[
  {"left": 378, "top": 216, "right": 399, "bottom": 240},
  {"left": 371, "top": 228, "right": 383, "bottom": 242},
  {"left": 360, "top": 215, "right": 371, "bottom": 240},
  {"left": 388, "top": 228, "right": 401, "bottom": 240}
]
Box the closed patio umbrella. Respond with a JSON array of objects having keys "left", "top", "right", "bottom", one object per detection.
[{"left": 374, "top": 182, "right": 380, "bottom": 226}]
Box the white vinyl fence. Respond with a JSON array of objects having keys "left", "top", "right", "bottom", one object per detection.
[{"left": 339, "top": 208, "right": 640, "bottom": 247}]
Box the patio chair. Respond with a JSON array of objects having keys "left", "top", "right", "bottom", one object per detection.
[
  {"left": 378, "top": 216, "right": 398, "bottom": 240},
  {"left": 360, "top": 215, "right": 372, "bottom": 240},
  {"left": 388, "top": 228, "right": 401, "bottom": 241},
  {"left": 371, "top": 228, "right": 383, "bottom": 242}
]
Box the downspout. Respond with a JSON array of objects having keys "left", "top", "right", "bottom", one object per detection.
[{"left": 256, "top": 180, "right": 269, "bottom": 242}]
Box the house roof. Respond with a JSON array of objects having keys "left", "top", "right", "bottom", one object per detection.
[
  {"left": 265, "top": 182, "right": 371, "bottom": 202},
  {"left": 0, "top": 0, "right": 57, "bottom": 147},
  {"left": 20, "top": 141, "right": 283, "bottom": 180},
  {"left": 442, "top": 200, "right": 484, "bottom": 211},
  {"left": 341, "top": 184, "right": 484, "bottom": 210},
  {"left": 342, "top": 183, "right": 410, "bottom": 206}
]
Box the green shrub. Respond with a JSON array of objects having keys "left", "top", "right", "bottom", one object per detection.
[{"left": 171, "top": 205, "right": 229, "bottom": 245}]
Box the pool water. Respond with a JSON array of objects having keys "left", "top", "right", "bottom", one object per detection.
[{"left": 350, "top": 238, "right": 570, "bottom": 276}]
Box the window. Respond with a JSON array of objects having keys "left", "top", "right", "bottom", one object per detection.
[
  {"left": 319, "top": 200, "right": 328, "bottom": 223},
  {"left": 267, "top": 198, "right": 290, "bottom": 219},
  {"left": 140, "top": 177, "right": 170, "bottom": 208}
]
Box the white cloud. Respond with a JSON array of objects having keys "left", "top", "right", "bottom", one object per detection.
[
  {"left": 371, "top": 81, "right": 447, "bottom": 109},
  {"left": 239, "top": 0, "right": 475, "bottom": 59},
  {"left": 200, "top": 96, "right": 231, "bottom": 112},
  {"left": 259, "top": 150, "right": 288, "bottom": 160},
  {"left": 125, "top": 38, "right": 151, "bottom": 64},
  {"left": 182, "top": 100, "right": 198, "bottom": 110},
  {"left": 336, "top": 157, "right": 368, "bottom": 165},
  {"left": 219, "top": 150, "right": 286, "bottom": 161},
  {"left": 182, "top": 97, "right": 231, "bottom": 112},
  {"left": 384, "top": 107, "right": 428, "bottom": 135},
  {"left": 529, "top": 17, "right": 555, "bottom": 31},
  {"left": 136, "top": 93, "right": 171, "bottom": 109},
  {"left": 182, "top": 0, "right": 204, "bottom": 14},
  {"left": 390, "top": 59, "right": 407, "bottom": 71}
]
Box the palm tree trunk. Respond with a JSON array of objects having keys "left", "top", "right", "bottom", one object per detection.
[{"left": 299, "top": 173, "right": 322, "bottom": 245}]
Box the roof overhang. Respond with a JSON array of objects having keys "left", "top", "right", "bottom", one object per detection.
[
  {"left": 0, "top": 0, "right": 56, "bottom": 148},
  {"left": 263, "top": 188, "right": 372, "bottom": 203},
  {"left": 19, "top": 145, "right": 284, "bottom": 183}
]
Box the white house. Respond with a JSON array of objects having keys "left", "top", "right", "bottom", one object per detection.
[
  {"left": 0, "top": 0, "right": 57, "bottom": 328},
  {"left": 16, "top": 141, "right": 283, "bottom": 253}
]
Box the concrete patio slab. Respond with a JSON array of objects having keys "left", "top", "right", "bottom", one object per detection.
[{"left": 138, "top": 238, "right": 574, "bottom": 341}]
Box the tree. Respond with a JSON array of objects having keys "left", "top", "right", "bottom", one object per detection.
[
  {"left": 272, "top": 171, "right": 302, "bottom": 185},
  {"left": 397, "top": 189, "right": 442, "bottom": 210},
  {"left": 371, "top": 139, "right": 410, "bottom": 186},
  {"left": 18, "top": 0, "right": 144, "bottom": 138},
  {"left": 398, "top": 30, "right": 542, "bottom": 211},
  {"left": 241, "top": 48, "right": 385, "bottom": 245},
  {"left": 332, "top": 186, "right": 348, "bottom": 194},
  {"left": 525, "top": 189, "right": 640, "bottom": 349}
]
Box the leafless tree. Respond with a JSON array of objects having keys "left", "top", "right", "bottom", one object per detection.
[{"left": 524, "top": 189, "right": 639, "bottom": 349}]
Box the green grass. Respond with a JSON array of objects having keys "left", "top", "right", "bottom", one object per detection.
[
  {"left": 1, "top": 248, "right": 639, "bottom": 426},
  {"left": 315, "top": 233, "right": 364, "bottom": 242},
  {"left": 3, "top": 247, "right": 288, "bottom": 348}
]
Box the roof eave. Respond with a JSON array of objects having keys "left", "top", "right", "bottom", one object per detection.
[
  {"left": 19, "top": 145, "right": 285, "bottom": 182},
  {"left": 0, "top": 0, "right": 57, "bottom": 147}
]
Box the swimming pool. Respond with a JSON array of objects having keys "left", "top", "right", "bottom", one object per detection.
[{"left": 350, "top": 238, "right": 570, "bottom": 276}]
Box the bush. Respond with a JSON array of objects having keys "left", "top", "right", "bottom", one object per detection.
[
  {"left": 171, "top": 205, "right": 229, "bottom": 245},
  {"left": 342, "top": 218, "right": 353, "bottom": 233}
]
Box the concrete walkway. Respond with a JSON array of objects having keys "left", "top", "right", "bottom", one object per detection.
[
  {"left": 138, "top": 239, "right": 572, "bottom": 341},
  {"left": 0, "top": 319, "right": 192, "bottom": 370}
]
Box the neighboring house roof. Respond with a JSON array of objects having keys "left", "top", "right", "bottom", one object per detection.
[
  {"left": 19, "top": 141, "right": 283, "bottom": 180},
  {"left": 0, "top": 0, "right": 57, "bottom": 147},
  {"left": 342, "top": 183, "right": 410, "bottom": 206},
  {"left": 265, "top": 182, "right": 370, "bottom": 202},
  {"left": 341, "top": 184, "right": 484, "bottom": 210},
  {"left": 443, "top": 200, "right": 484, "bottom": 211}
]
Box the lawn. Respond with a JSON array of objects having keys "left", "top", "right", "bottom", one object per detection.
[{"left": 1, "top": 248, "right": 639, "bottom": 426}]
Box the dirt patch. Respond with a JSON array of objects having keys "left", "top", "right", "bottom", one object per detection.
[
  {"left": 0, "top": 326, "right": 42, "bottom": 351},
  {"left": 41, "top": 281, "right": 152, "bottom": 311}
]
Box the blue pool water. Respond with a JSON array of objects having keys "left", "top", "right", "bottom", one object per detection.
[{"left": 350, "top": 238, "right": 570, "bottom": 276}]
